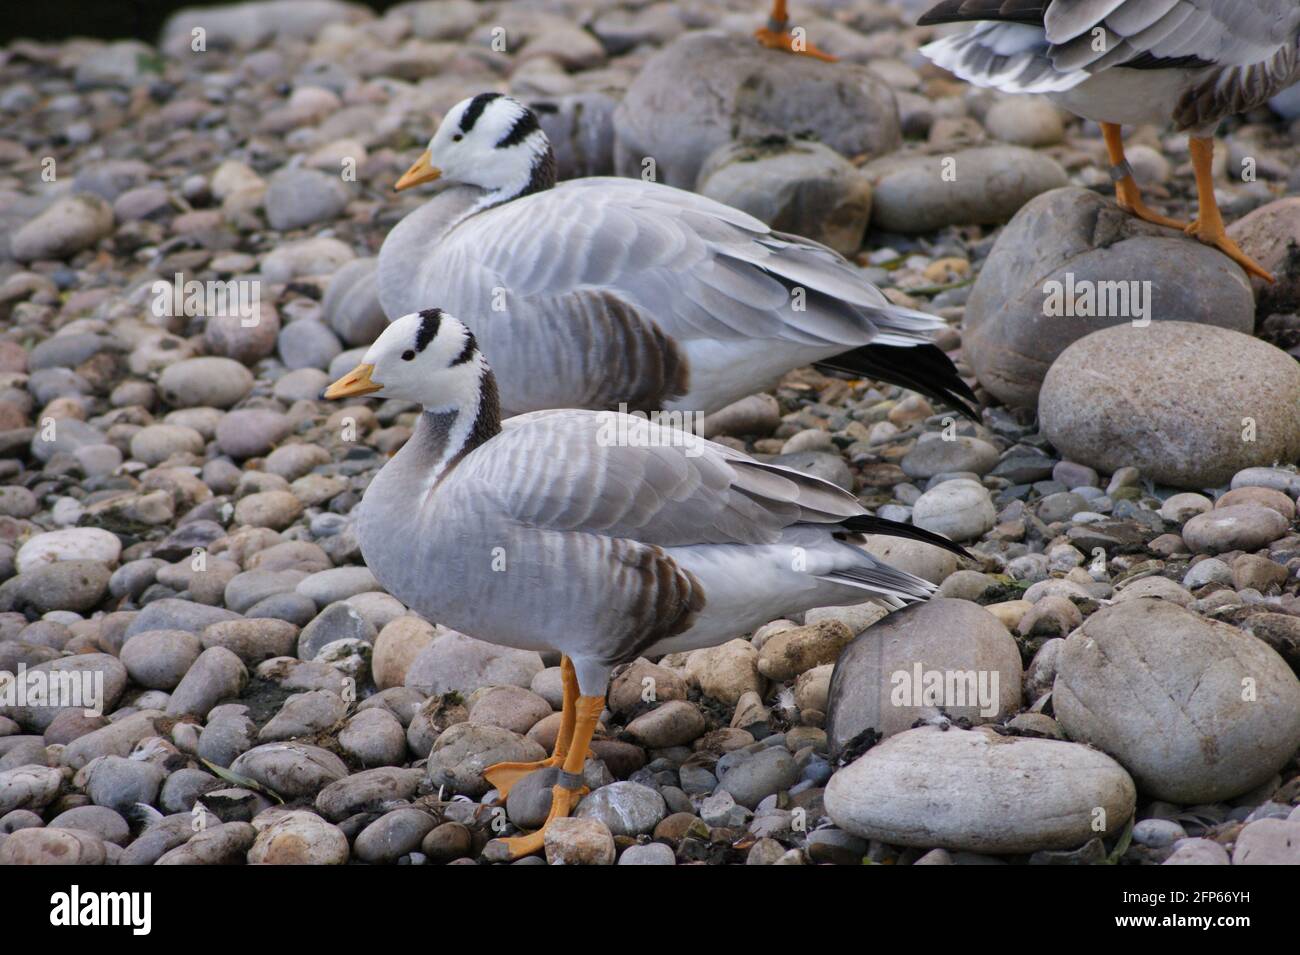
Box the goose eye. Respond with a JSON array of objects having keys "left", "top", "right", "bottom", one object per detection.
[
  {"left": 401, "top": 350, "right": 416, "bottom": 361},
  {"left": 452, "top": 133, "right": 463, "bottom": 142}
]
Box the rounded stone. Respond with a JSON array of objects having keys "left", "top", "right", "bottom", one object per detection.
[
  {"left": 826, "top": 598, "right": 1023, "bottom": 754},
  {"left": 862, "top": 145, "right": 1068, "bottom": 234},
  {"left": 128, "top": 424, "right": 205, "bottom": 466},
  {"left": 542, "top": 816, "right": 615, "bottom": 866},
  {"left": 404, "top": 629, "right": 543, "bottom": 696},
  {"left": 234, "top": 490, "right": 303, "bottom": 530},
  {"left": 965, "top": 189, "right": 1255, "bottom": 408},
  {"left": 216, "top": 409, "right": 294, "bottom": 459},
  {"left": 825, "top": 725, "right": 1136, "bottom": 853},
  {"left": 119, "top": 629, "right": 203, "bottom": 690},
  {"left": 12, "top": 194, "right": 114, "bottom": 261},
  {"left": 248, "top": 809, "right": 349, "bottom": 864},
  {"left": 165, "top": 646, "right": 248, "bottom": 718},
  {"left": 0, "top": 826, "right": 107, "bottom": 864},
  {"left": 156, "top": 357, "right": 254, "bottom": 409},
  {"left": 1181, "top": 505, "right": 1289, "bottom": 555},
  {"left": 372, "top": 615, "right": 437, "bottom": 690},
  {"left": 612, "top": 31, "right": 899, "bottom": 190},
  {"left": 0, "top": 765, "right": 64, "bottom": 814},
  {"left": 574, "top": 781, "right": 667, "bottom": 836},
  {"left": 354, "top": 806, "right": 438, "bottom": 864},
  {"left": 426, "top": 723, "right": 546, "bottom": 798},
  {"left": 313, "top": 766, "right": 424, "bottom": 822},
  {"left": 901, "top": 437, "right": 1000, "bottom": 479},
  {"left": 229, "top": 742, "right": 348, "bottom": 799},
  {"left": 618, "top": 841, "right": 676, "bottom": 865},
  {"left": 17, "top": 560, "right": 111, "bottom": 614},
  {"left": 1053, "top": 599, "right": 1300, "bottom": 803},
  {"left": 1040, "top": 323, "right": 1300, "bottom": 488},
  {"left": 911, "top": 478, "right": 995, "bottom": 542},
  {"left": 468, "top": 684, "right": 553, "bottom": 736},
  {"left": 625, "top": 700, "right": 706, "bottom": 748},
  {"left": 984, "top": 95, "right": 1064, "bottom": 147},
  {"left": 264, "top": 168, "right": 348, "bottom": 232},
  {"left": 338, "top": 707, "right": 407, "bottom": 767},
  {"left": 717, "top": 748, "right": 800, "bottom": 809}
]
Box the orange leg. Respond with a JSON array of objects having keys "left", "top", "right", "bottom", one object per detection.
[
  {"left": 1101, "top": 122, "right": 1187, "bottom": 230},
  {"left": 482, "top": 655, "right": 578, "bottom": 800},
  {"left": 486, "top": 694, "right": 604, "bottom": 860},
  {"left": 755, "top": 0, "right": 837, "bottom": 61},
  {"left": 1184, "top": 137, "right": 1275, "bottom": 283}
]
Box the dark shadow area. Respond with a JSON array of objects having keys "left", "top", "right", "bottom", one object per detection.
[{"left": 2, "top": 0, "right": 403, "bottom": 43}]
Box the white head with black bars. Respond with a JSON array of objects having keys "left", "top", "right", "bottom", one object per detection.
[
  {"left": 325, "top": 308, "right": 495, "bottom": 416},
  {"left": 394, "top": 93, "right": 556, "bottom": 204}
]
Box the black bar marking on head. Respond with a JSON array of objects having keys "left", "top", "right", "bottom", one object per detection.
[
  {"left": 496, "top": 109, "right": 539, "bottom": 149},
  {"left": 450, "top": 330, "right": 478, "bottom": 366},
  {"left": 415, "top": 308, "right": 443, "bottom": 352},
  {"left": 459, "top": 92, "right": 501, "bottom": 133}
]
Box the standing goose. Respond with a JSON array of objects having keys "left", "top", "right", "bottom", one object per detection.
[
  {"left": 918, "top": 0, "right": 1300, "bottom": 282},
  {"left": 381, "top": 93, "right": 979, "bottom": 420},
  {"left": 325, "top": 308, "right": 968, "bottom": 860}
]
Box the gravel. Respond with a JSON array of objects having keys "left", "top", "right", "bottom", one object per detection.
[{"left": 0, "top": 0, "right": 1296, "bottom": 868}]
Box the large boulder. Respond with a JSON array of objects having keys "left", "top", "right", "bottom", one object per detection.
[
  {"left": 1228, "top": 196, "right": 1300, "bottom": 315},
  {"left": 825, "top": 725, "right": 1135, "bottom": 853},
  {"left": 825, "top": 598, "right": 1022, "bottom": 754},
  {"left": 1039, "top": 323, "right": 1300, "bottom": 488},
  {"left": 861, "top": 145, "right": 1067, "bottom": 233},
  {"left": 1053, "top": 599, "right": 1300, "bottom": 803},
  {"left": 964, "top": 188, "right": 1255, "bottom": 408},
  {"left": 613, "top": 31, "right": 899, "bottom": 190}
]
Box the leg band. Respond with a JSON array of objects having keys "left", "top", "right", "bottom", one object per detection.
[{"left": 557, "top": 769, "right": 586, "bottom": 792}]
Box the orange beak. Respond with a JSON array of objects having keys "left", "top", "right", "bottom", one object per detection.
[
  {"left": 324, "top": 363, "right": 382, "bottom": 399},
  {"left": 394, "top": 150, "right": 441, "bottom": 191}
]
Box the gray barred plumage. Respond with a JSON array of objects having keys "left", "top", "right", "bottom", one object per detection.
[
  {"left": 339, "top": 312, "right": 965, "bottom": 696},
  {"left": 920, "top": 0, "right": 1300, "bottom": 132},
  {"left": 379, "top": 93, "right": 979, "bottom": 420}
]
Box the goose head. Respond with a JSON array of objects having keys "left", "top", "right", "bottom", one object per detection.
[
  {"left": 394, "top": 93, "right": 557, "bottom": 201},
  {"left": 325, "top": 308, "right": 488, "bottom": 412}
]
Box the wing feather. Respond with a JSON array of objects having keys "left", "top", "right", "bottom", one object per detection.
[
  {"left": 922, "top": 0, "right": 1300, "bottom": 91},
  {"left": 453, "top": 410, "right": 870, "bottom": 548}
]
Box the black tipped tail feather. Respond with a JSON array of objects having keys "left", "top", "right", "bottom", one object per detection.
[
  {"left": 815, "top": 342, "right": 981, "bottom": 421},
  {"left": 840, "top": 513, "right": 975, "bottom": 561}
]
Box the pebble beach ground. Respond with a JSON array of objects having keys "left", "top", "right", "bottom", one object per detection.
[{"left": 0, "top": 0, "right": 1299, "bottom": 866}]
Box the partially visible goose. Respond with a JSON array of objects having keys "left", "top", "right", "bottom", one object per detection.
[
  {"left": 380, "top": 93, "right": 979, "bottom": 420},
  {"left": 325, "top": 308, "right": 968, "bottom": 860},
  {"left": 919, "top": 0, "right": 1300, "bottom": 282}
]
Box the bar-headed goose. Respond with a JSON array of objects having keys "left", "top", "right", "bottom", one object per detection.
[
  {"left": 919, "top": 0, "right": 1300, "bottom": 282},
  {"left": 325, "top": 308, "right": 969, "bottom": 860},
  {"left": 380, "top": 93, "right": 979, "bottom": 420}
]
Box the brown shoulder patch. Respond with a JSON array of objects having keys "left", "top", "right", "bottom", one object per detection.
[{"left": 602, "top": 541, "right": 704, "bottom": 665}]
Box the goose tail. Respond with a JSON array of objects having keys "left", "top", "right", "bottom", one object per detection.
[
  {"left": 815, "top": 342, "right": 980, "bottom": 421},
  {"left": 839, "top": 513, "right": 974, "bottom": 561}
]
